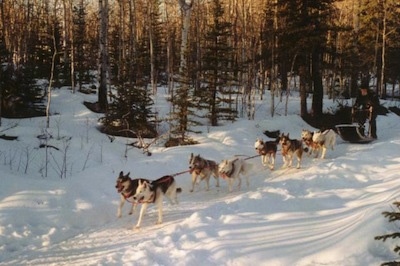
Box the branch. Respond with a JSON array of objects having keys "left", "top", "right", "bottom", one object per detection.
[
  {"left": 39, "top": 144, "right": 60, "bottom": 151},
  {"left": 375, "top": 233, "right": 400, "bottom": 242},
  {"left": 382, "top": 211, "right": 400, "bottom": 222},
  {"left": 0, "top": 122, "right": 18, "bottom": 132}
]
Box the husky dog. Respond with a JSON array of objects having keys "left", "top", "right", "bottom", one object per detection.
[
  {"left": 132, "top": 175, "right": 181, "bottom": 229},
  {"left": 189, "top": 153, "right": 220, "bottom": 192},
  {"left": 115, "top": 171, "right": 149, "bottom": 218},
  {"left": 301, "top": 129, "right": 321, "bottom": 158},
  {"left": 312, "top": 129, "right": 336, "bottom": 159},
  {"left": 254, "top": 138, "right": 279, "bottom": 170},
  {"left": 279, "top": 133, "right": 303, "bottom": 169},
  {"left": 218, "top": 157, "right": 253, "bottom": 192}
]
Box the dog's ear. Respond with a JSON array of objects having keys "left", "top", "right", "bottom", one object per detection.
[
  {"left": 143, "top": 181, "right": 150, "bottom": 189},
  {"left": 126, "top": 172, "right": 130, "bottom": 177},
  {"left": 119, "top": 171, "right": 123, "bottom": 177}
]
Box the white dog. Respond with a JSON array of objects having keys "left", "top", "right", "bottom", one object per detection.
[
  {"left": 312, "top": 129, "right": 336, "bottom": 159},
  {"left": 132, "top": 175, "right": 181, "bottom": 229},
  {"left": 218, "top": 157, "right": 253, "bottom": 192}
]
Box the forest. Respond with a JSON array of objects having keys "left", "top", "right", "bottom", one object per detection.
[{"left": 0, "top": 0, "right": 399, "bottom": 142}]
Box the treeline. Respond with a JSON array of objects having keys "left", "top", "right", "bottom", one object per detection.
[{"left": 0, "top": 0, "right": 399, "bottom": 140}]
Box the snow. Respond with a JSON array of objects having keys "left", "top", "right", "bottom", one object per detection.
[{"left": 1, "top": 87, "right": 400, "bottom": 266}]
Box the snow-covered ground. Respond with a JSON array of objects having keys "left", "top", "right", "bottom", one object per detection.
[{"left": 1, "top": 87, "right": 400, "bottom": 266}]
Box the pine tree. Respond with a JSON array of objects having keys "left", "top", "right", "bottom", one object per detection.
[
  {"left": 200, "top": 0, "right": 237, "bottom": 126},
  {"left": 100, "top": 83, "right": 156, "bottom": 138},
  {"left": 277, "top": 0, "right": 337, "bottom": 118},
  {"left": 73, "top": 0, "right": 88, "bottom": 91},
  {"left": 375, "top": 201, "right": 400, "bottom": 266}
]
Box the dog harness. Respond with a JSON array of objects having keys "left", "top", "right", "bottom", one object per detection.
[
  {"left": 138, "top": 175, "right": 175, "bottom": 203},
  {"left": 220, "top": 158, "right": 238, "bottom": 179},
  {"left": 303, "top": 138, "right": 320, "bottom": 149},
  {"left": 190, "top": 157, "right": 216, "bottom": 175}
]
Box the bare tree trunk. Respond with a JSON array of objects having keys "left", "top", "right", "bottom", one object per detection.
[
  {"left": 177, "top": 0, "right": 193, "bottom": 116},
  {"left": 69, "top": 0, "right": 75, "bottom": 93},
  {"left": 62, "top": 0, "right": 71, "bottom": 86},
  {"left": 128, "top": 0, "right": 136, "bottom": 85},
  {"left": 47, "top": 0, "right": 59, "bottom": 129},
  {"left": 98, "top": 0, "right": 109, "bottom": 111},
  {"left": 271, "top": 0, "right": 278, "bottom": 117},
  {"left": 117, "top": 0, "right": 125, "bottom": 83},
  {"left": 299, "top": 65, "right": 307, "bottom": 118},
  {"left": 164, "top": 4, "right": 174, "bottom": 95},
  {"left": 148, "top": 1, "right": 157, "bottom": 95},
  {"left": 178, "top": 0, "right": 192, "bottom": 75},
  {"left": 380, "top": 0, "right": 387, "bottom": 98}
]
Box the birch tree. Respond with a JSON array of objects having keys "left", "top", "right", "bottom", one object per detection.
[{"left": 172, "top": 0, "right": 193, "bottom": 136}]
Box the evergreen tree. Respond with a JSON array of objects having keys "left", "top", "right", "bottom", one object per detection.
[
  {"left": 375, "top": 201, "right": 400, "bottom": 266},
  {"left": 277, "top": 0, "right": 337, "bottom": 118},
  {"left": 100, "top": 83, "right": 156, "bottom": 138},
  {"left": 73, "top": 0, "right": 88, "bottom": 91},
  {"left": 200, "top": 0, "right": 237, "bottom": 126}
]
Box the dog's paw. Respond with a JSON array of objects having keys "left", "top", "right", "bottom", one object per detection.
[{"left": 134, "top": 225, "right": 141, "bottom": 230}]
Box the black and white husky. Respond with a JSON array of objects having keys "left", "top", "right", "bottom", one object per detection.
[
  {"left": 218, "top": 157, "right": 253, "bottom": 192},
  {"left": 115, "top": 171, "right": 149, "bottom": 218},
  {"left": 254, "top": 138, "right": 278, "bottom": 170},
  {"left": 132, "top": 175, "right": 182, "bottom": 229},
  {"left": 189, "top": 153, "right": 220, "bottom": 192}
]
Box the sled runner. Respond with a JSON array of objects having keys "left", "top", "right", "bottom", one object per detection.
[
  {"left": 335, "top": 124, "right": 374, "bottom": 143},
  {"left": 336, "top": 109, "right": 374, "bottom": 143}
]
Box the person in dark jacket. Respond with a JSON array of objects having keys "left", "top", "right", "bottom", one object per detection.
[{"left": 352, "top": 85, "right": 379, "bottom": 139}]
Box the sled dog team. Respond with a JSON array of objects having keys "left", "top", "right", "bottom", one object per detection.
[{"left": 116, "top": 128, "right": 336, "bottom": 229}]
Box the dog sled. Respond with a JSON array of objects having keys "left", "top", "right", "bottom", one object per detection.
[{"left": 335, "top": 109, "right": 374, "bottom": 143}]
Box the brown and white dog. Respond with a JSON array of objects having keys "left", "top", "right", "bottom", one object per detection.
[
  {"left": 131, "top": 175, "right": 181, "bottom": 229},
  {"left": 115, "top": 171, "right": 149, "bottom": 218},
  {"left": 254, "top": 138, "right": 279, "bottom": 170},
  {"left": 301, "top": 129, "right": 336, "bottom": 159},
  {"left": 279, "top": 133, "right": 303, "bottom": 169},
  {"left": 312, "top": 129, "right": 336, "bottom": 159},
  {"left": 301, "top": 129, "right": 321, "bottom": 158},
  {"left": 189, "top": 153, "right": 220, "bottom": 192},
  {"left": 218, "top": 157, "right": 253, "bottom": 192}
]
